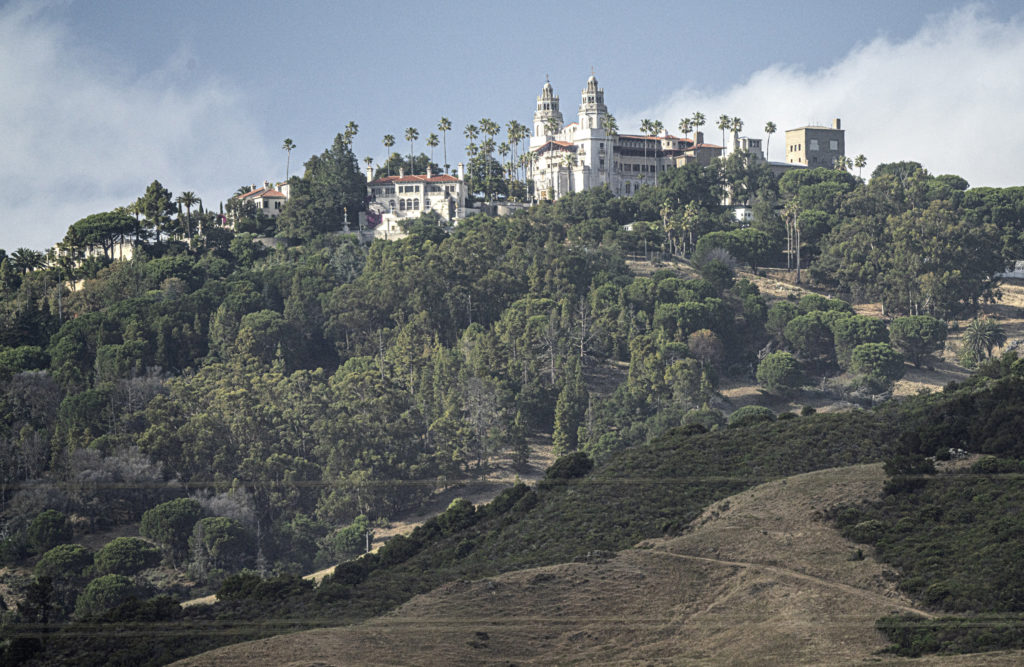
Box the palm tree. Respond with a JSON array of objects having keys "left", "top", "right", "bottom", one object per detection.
[
  {"left": 640, "top": 119, "right": 653, "bottom": 183},
  {"left": 783, "top": 199, "right": 802, "bottom": 283},
  {"left": 344, "top": 121, "right": 359, "bottom": 144},
  {"left": 405, "top": 127, "right": 419, "bottom": 174},
  {"left": 961, "top": 318, "right": 1007, "bottom": 365},
  {"left": 764, "top": 121, "right": 777, "bottom": 159},
  {"left": 603, "top": 113, "right": 618, "bottom": 137},
  {"left": 176, "top": 191, "right": 199, "bottom": 247},
  {"left": 464, "top": 123, "right": 479, "bottom": 160},
  {"left": 691, "top": 112, "right": 706, "bottom": 142},
  {"left": 426, "top": 133, "right": 439, "bottom": 165},
  {"left": 282, "top": 138, "right": 296, "bottom": 179},
  {"left": 562, "top": 151, "right": 578, "bottom": 196},
  {"left": 438, "top": 117, "right": 452, "bottom": 173},
  {"left": 834, "top": 156, "right": 853, "bottom": 171},
  {"left": 650, "top": 120, "right": 664, "bottom": 186},
  {"left": 679, "top": 117, "right": 692, "bottom": 140},
  {"left": 543, "top": 117, "right": 560, "bottom": 137},
  {"left": 717, "top": 114, "right": 731, "bottom": 148},
  {"left": 363, "top": 156, "right": 374, "bottom": 173},
  {"left": 854, "top": 154, "right": 867, "bottom": 179},
  {"left": 10, "top": 248, "right": 45, "bottom": 274},
  {"left": 383, "top": 135, "right": 396, "bottom": 175}
]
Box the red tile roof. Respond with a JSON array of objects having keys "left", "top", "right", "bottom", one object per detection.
[
  {"left": 369, "top": 173, "right": 461, "bottom": 185},
  {"left": 237, "top": 187, "right": 286, "bottom": 200}
]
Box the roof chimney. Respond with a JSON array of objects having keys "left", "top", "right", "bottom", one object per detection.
[
  {"left": 426, "top": 165, "right": 432, "bottom": 178},
  {"left": 695, "top": 131, "right": 704, "bottom": 146},
  {"left": 457, "top": 162, "right": 465, "bottom": 181},
  {"left": 399, "top": 167, "right": 405, "bottom": 178},
  {"left": 833, "top": 118, "right": 841, "bottom": 130}
]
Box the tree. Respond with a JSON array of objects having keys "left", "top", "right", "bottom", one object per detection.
[
  {"left": 889, "top": 315, "right": 947, "bottom": 367},
  {"left": 319, "top": 514, "right": 372, "bottom": 563},
  {"left": 282, "top": 138, "right": 296, "bottom": 179},
  {"left": 728, "top": 405, "right": 776, "bottom": 428},
  {"left": 74, "top": 574, "right": 140, "bottom": 620},
  {"left": 275, "top": 132, "right": 367, "bottom": 241},
  {"left": 849, "top": 342, "right": 904, "bottom": 390},
  {"left": 426, "top": 133, "right": 439, "bottom": 165},
  {"left": 640, "top": 119, "right": 653, "bottom": 183},
  {"left": 140, "top": 497, "right": 204, "bottom": 566},
  {"left": 27, "top": 509, "right": 72, "bottom": 554},
  {"left": 678, "top": 117, "right": 692, "bottom": 140},
  {"left": 382, "top": 134, "right": 396, "bottom": 176},
  {"left": 717, "top": 114, "right": 731, "bottom": 148},
  {"left": 438, "top": 117, "right": 452, "bottom": 172},
  {"left": 190, "top": 516, "right": 254, "bottom": 578},
  {"left": 830, "top": 314, "right": 888, "bottom": 368},
  {"left": 691, "top": 111, "right": 706, "bottom": 142},
  {"left": 854, "top": 154, "right": 867, "bottom": 179},
  {"left": 405, "top": 127, "right": 419, "bottom": 175},
  {"left": 94, "top": 537, "right": 162, "bottom": 576},
  {"left": 138, "top": 180, "right": 176, "bottom": 242},
  {"left": 175, "top": 191, "right": 199, "bottom": 247},
  {"left": 959, "top": 318, "right": 1007, "bottom": 367},
  {"left": 34, "top": 543, "right": 93, "bottom": 580},
  {"left": 650, "top": 119, "right": 665, "bottom": 186},
  {"left": 764, "top": 121, "right": 777, "bottom": 159},
  {"left": 756, "top": 351, "right": 802, "bottom": 395}
]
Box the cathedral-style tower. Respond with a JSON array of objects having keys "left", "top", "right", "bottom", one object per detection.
[
  {"left": 532, "top": 78, "right": 564, "bottom": 142},
  {"left": 578, "top": 74, "right": 607, "bottom": 131}
]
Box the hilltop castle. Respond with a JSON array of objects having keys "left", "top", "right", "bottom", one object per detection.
[{"left": 528, "top": 75, "right": 723, "bottom": 199}]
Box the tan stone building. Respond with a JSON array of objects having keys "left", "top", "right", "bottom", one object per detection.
[{"left": 785, "top": 119, "right": 845, "bottom": 168}]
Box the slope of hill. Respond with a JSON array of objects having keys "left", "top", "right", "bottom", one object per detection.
[{"left": 174, "top": 464, "right": 1024, "bottom": 665}]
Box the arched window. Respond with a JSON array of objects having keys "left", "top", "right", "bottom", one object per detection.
[
  {"left": 389, "top": 200, "right": 396, "bottom": 210},
  {"left": 414, "top": 199, "right": 420, "bottom": 210},
  {"left": 399, "top": 199, "right": 406, "bottom": 211}
]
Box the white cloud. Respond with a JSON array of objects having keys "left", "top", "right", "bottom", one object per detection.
[
  {"left": 0, "top": 3, "right": 278, "bottom": 251},
  {"left": 623, "top": 5, "right": 1024, "bottom": 187}
]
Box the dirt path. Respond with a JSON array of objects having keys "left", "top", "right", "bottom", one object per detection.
[{"left": 647, "top": 548, "right": 937, "bottom": 619}]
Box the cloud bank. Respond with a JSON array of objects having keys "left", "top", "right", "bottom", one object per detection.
[
  {"left": 0, "top": 3, "right": 277, "bottom": 250},
  {"left": 623, "top": 6, "right": 1024, "bottom": 187}
]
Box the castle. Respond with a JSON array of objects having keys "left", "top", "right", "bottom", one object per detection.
[{"left": 528, "top": 75, "right": 723, "bottom": 199}]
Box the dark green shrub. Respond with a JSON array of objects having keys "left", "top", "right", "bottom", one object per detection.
[
  {"left": 94, "top": 537, "right": 161, "bottom": 575},
  {"left": 728, "top": 405, "right": 776, "bottom": 428},
  {"left": 756, "top": 351, "right": 802, "bottom": 395},
  {"left": 74, "top": 574, "right": 141, "bottom": 620},
  {"left": 27, "top": 510, "right": 72, "bottom": 554}
]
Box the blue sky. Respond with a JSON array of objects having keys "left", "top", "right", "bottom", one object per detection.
[{"left": 3, "top": 0, "right": 1024, "bottom": 250}]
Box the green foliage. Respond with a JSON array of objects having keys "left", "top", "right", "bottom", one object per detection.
[
  {"left": 190, "top": 516, "right": 254, "bottom": 577},
  {"left": 829, "top": 314, "right": 888, "bottom": 368},
  {"left": 140, "top": 498, "right": 204, "bottom": 566},
  {"left": 783, "top": 311, "right": 836, "bottom": 369},
  {"left": 889, "top": 315, "right": 947, "bottom": 367},
  {"left": 276, "top": 133, "right": 367, "bottom": 242},
  {"left": 727, "top": 405, "right": 776, "bottom": 428},
  {"left": 93, "top": 537, "right": 161, "bottom": 576},
  {"left": 544, "top": 451, "right": 593, "bottom": 481},
  {"left": 849, "top": 342, "right": 905, "bottom": 390},
  {"left": 27, "top": 509, "right": 72, "bottom": 554},
  {"left": 320, "top": 515, "right": 371, "bottom": 563},
  {"left": 74, "top": 574, "right": 141, "bottom": 620},
  {"left": 756, "top": 351, "right": 802, "bottom": 395},
  {"left": 34, "top": 543, "right": 93, "bottom": 579},
  {"left": 959, "top": 318, "right": 1007, "bottom": 368}
]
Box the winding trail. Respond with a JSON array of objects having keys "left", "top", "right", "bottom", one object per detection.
[{"left": 648, "top": 546, "right": 937, "bottom": 619}]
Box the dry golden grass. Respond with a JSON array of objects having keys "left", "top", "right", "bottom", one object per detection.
[{"left": 173, "top": 464, "right": 1024, "bottom": 666}]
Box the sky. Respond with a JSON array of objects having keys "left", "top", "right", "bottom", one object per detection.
[{"left": 3, "top": 0, "right": 1024, "bottom": 250}]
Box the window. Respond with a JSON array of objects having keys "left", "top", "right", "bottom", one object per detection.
[
  {"left": 829, "top": 140, "right": 838, "bottom": 151},
  {"left": 414, "top": 199, "right": 420, "bottom": 210},
  {"left": 810, "top": 139, "right": 819, "bottom": 151},
  {"left": 399, "top": 199, "right": 406, "bottom": 211}
]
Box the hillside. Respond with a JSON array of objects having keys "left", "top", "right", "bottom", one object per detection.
[{"left": 174, "top": 464, "right": 1024, "bottom": 665}]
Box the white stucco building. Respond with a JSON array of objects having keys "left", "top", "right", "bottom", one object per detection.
[
  {"left": 528, "top": 75, "right": 723, "bottom": 199},
  {"left": 236, "top": 181, "right": 289, "bottom": 217},
  {"left": 364, "top": 164, "right": 468, "bottom": 239}
]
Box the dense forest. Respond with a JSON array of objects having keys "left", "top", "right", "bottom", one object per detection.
[{"left": 3, "top": 131, "right": 1024, "bottom": 664}]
